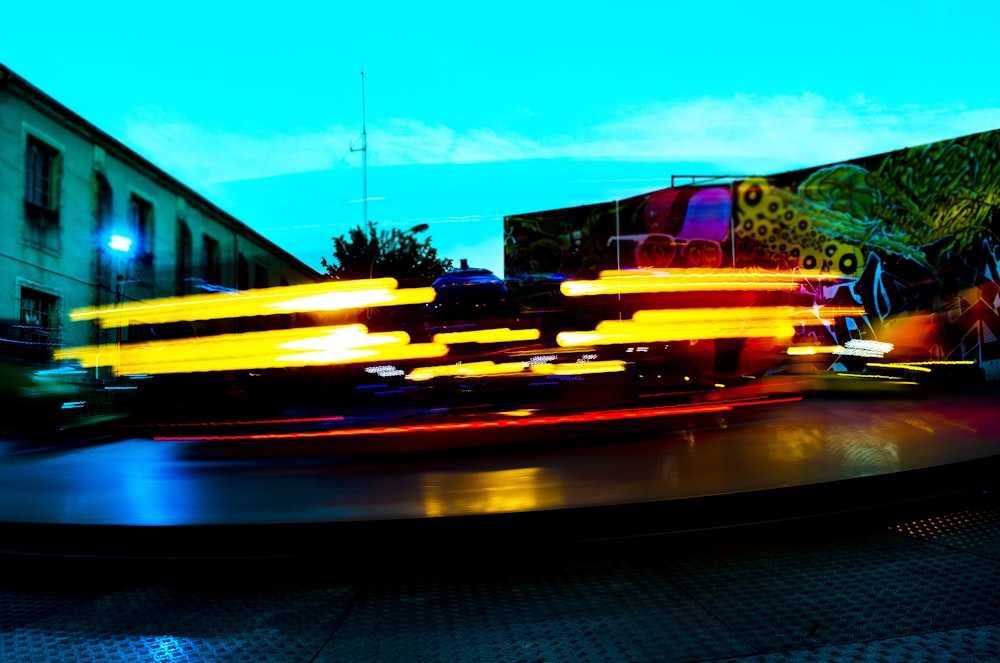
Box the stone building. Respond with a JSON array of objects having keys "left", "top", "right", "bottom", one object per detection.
[{"left": 0, "top": 63, "right": 320, "bottom": 356}]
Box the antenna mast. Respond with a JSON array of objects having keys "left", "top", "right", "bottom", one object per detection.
[{"left": 350, "top": 70, "right": 368, "bottom": 226}]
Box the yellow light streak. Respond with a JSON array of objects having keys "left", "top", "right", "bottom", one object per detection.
[
  {"left": 834, "top": 373, "right": 918, "bottom": 384},
  {"left": 867, "top": 361, "right": 976, "bottom": 373},
  {"left": 432, "top": 328, "right": 541, "bottom": 344},
  {"left": 405, "top": 358, "right": 628, "bottom": 382},
  {"left": 883, "top": 360, "right": 975, "bottom": 366},
  {"left": 867, "top": 362, "right": 933, "bottom": 373},
  {"left": 529, "top": 360, "right": 627, "bottom": 376},
  {"left": 55, "top": 324, "right": 448, "bottom": 376},
  {"left": 505, "top": 346, "right": 597, "bottom": 357},
  {"left": 787, "top": 345, "right": 844, "bottom": 356},
  {"left": 406, "top": 361, "right": 529, "bottom": 381},
  {"left": 68, "top": 278, "right": 436, "bottom": 328},
  {"left": 556, "top": 307, "right": 798, "bottom": 347},
  {"left": 560, "top": 269, "right": 812, "bottom": 297}
]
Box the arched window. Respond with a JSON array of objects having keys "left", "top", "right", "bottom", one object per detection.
[
  {"left": 129, "top": 194, "right": 154, "bottom": 263},
  {"left": 203, "top": 234, "right": 221, "bottom": 286}
]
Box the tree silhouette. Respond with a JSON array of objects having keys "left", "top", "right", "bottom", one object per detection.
[{"left": 321, "top": 221, "right": 453, "bottom": 283}]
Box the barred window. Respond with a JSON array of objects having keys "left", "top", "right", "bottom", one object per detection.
[{"left": 19, "top": 287, "right": 58, "bottom": 363}]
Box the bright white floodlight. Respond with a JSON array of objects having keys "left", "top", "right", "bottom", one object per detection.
[{"left": 109, "top": 234, "right": 134, "bottom": 253}]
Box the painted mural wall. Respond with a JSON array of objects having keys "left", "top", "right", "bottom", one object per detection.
[{"left": 503, "top": 129, "right": 1000, "bottom": 376}]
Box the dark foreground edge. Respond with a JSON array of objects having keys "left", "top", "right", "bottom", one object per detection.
[{"left": 1, "top": 454, "right": 997, "bottom": 563}]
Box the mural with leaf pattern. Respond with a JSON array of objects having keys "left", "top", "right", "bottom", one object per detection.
[{"left": 504, "top": 130, "right": 1000, "bottom": 374}]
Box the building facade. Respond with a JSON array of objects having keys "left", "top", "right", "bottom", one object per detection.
[
  {"left": 505, "top": 129, "right": 1000, "bottom": 379},
  {"left": 0, "top": 63, "right": 320, "bottom": 355}
]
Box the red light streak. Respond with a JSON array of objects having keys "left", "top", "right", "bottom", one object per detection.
[
  {"left": 154, "top": 396, "right": 802, "bottom": 442},
  {"left": 134, "top": 415, "right": 347, "bottom": 429}
]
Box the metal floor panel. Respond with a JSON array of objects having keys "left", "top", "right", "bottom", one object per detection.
[
  {"left": 1, "top": 494, "right": 999, "bottom": 662},
  {"left": 659, "top": 527, "right": 1000, "bottom": 655},
  {"left": 720, "top": 624, "right": 1000, "bottom": 662},
  {"left": 0, "top": 583, "right": 357, "bottom": 663},
  {"left": 316, "top": 558, "right": 752, "bottom": 663},
  {"left": 891, "top": 502, "right": 1000, "bottom": 559}
]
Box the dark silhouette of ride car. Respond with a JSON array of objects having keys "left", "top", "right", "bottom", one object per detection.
[{"left": 423, "top": 263, "right": 517, "bottom": 331}]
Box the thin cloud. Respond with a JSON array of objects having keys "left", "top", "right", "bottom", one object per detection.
[
  {"left": 579, "top": 93, "right": 1000, "bottom": 169},
  {"left": 370, "top": 120, "right": 546, "bottom": 164},
  {"left": 118, "top": 95, "right": 1000, "bottom": 190},
  {"left": 120, "top": 107, "right": 357, "bottom": 183}
]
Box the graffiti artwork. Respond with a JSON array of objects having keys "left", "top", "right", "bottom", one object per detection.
[{"left": 504, "top": 129, "right": 1000, "bottom": 375}]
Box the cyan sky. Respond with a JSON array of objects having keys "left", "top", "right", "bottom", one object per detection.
[{"left": 4, "top": 1, "right": 1000, "bottom": 275}]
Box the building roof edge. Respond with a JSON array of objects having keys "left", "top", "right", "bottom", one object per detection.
[{"left": 0, "top": 61, "right": 322, "bottom": 281}]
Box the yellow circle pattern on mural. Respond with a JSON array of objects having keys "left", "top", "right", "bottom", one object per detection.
[{"left": 735, "top": 178, "right": 863, "bottom": 276}]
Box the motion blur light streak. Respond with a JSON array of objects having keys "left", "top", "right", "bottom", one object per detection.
[
  {"left": 869, "top": 361, "right": 977, "bottom": 372},
  {"left": 406, "top": 361, "right": 530, "bottom": 381},
  {"left": 142, "top": 415, "right": 347, "bottom": 429},
  {"left": 787, "top": 345, "right": 844, "bottom": 356},
  {"left": 834, "top": 374, "right": 918, "bottom": 384},
  {"left": 432, "top": 328, "right": 541, "bottom": 344},
  {"left": 406, "top": 359, "right": 628, "bottom": 381},
  {"left": 556, "top": 306, "right": 798, "bottom": 347},
  {"left": 559, "top": 269, "right": 815, "bottom": 297},
  {"left": 869, "top": 362, "right": 933, "bottom": 373},
  {"left": 56, "top": 324, "right": 449, "bottom": 375},
  {"left": 837, "top": 339, "right": 895, "bottom": 358},
  {"left": 68, "top": 278, "right": 435, "bottom": 328},
  {"left": 529, "top": 360, "right": 627, "bottom": 376},
  {"left": 270, "top": 285, "right": 435, "bottom": 314},
  {"left": 275, "top": 326, "right": 427, "bottom": 365},
  {"left": 153, "top": 397, "right": 801, "bottom": 442},
  {"left": 365, "top": 365, "right": 405, "bottom": 377}
]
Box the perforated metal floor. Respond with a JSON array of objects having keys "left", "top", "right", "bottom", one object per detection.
[{"left": 1, "top": 488, "right": 998, "bottom": 662}]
